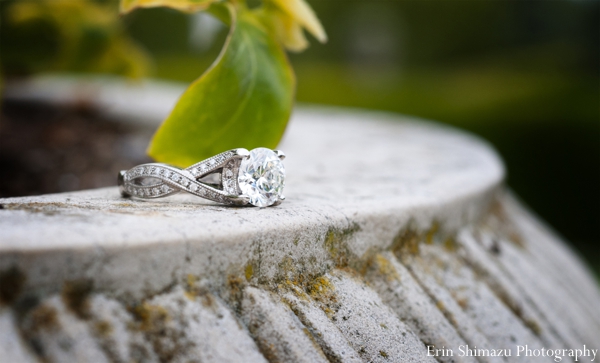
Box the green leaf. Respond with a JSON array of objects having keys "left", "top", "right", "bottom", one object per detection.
[{"left": 147, "top": 5, "right": 295, "bottom": 167}]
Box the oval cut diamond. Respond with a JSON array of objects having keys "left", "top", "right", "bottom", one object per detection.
[{"left": 238, "top": 148, "right": 285, "bottom": 207}]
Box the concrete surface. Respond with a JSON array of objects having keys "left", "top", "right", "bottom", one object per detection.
[{"left": 1, "top": 77, "right": 598, "bottom": 362}]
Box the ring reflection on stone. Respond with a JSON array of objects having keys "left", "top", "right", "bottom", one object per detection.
[{"left": 118, "top": 148, "right": 286, "bottom": 207}]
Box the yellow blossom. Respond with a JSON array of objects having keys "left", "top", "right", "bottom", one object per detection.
[{"left": 265, "top": 0, "right": 327, "bottom": 52}]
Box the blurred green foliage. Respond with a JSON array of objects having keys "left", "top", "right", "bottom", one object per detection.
[{"left": 0, "top": 0, "right": 150, "bottom": 78}]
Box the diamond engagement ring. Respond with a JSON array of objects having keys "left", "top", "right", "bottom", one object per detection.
[{"left": 118, "top": 148, "right": 286, "bottom": 207}]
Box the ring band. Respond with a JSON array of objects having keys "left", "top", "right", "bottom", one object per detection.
[{"left": 118, "top": 148, "right": 286, "bottom": 207}]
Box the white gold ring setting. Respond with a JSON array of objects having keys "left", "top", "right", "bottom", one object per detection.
[{"left": 118, "top": 148, "right": 286, "bottom": 207}]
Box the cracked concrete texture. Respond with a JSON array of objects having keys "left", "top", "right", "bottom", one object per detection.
[{"left": 1, "top": 78, "right": 599, "bottom": 362}]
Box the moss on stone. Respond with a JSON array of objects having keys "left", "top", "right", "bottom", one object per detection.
[
  {"left": 456, "top": 297, "right": 469, "bottom": 310},
  {"left": 426, "top": 222, "right": 439, "bottom": 245},
  {"left": 276, "top": 256, "right": 295, "bottom": 282},
  {"left": 323, "top": 223, "right": 360, "bottom": 268},
  {"left": 0, "top": 266, "right": 26, "bottom": 305},
  {"left": 227, "top": 274, "right": 246, "bottom": 313},
  {"left": 94, "top": 320, "right": 113, "bottom": 337},
  {"left": 29, "top": 303, "right": 59, "bottom": 331},
  {"left": 373, "top": 254, "right": 400, "bottom": 282},
  {"left": 443, "top": 236, "right": 459, "bottom": 252},
  {"left": 307, "top": 276, "right": 338, "bottom": 318},
  {"left": 184, "top": 274, "right": 200, "bottom": 300},
  {"left": 245, "top": 264, "right": 254, "bottom": 281},
  {"left": 61, "top": 279, "right": 93, "bottom": 319},
  {"left": 133, "top": 302, "right": 170, "bottom": 332},
  {"left": 391, "top": 227, "right": 421, "bottom": 258}
]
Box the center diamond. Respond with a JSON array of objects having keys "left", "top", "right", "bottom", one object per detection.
[{"left": 238, "top": 148, "right": 285, "bottom": 207}]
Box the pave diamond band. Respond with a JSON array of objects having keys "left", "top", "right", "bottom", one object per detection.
[{"left": 118, "top": 148, "right": 286, "bottom": 207}]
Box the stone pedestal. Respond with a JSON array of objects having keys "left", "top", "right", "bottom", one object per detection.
[{"left": 1, "top": 78, "right": 598, "bottom": 363}]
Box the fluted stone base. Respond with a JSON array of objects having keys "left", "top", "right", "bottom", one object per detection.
[{"left": 1, "top": 78, "right": 598, "bottom": 363}]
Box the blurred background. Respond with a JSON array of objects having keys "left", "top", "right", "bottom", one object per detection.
[{"left": 1, "top": 0, "right": 598, "bottom": 275}]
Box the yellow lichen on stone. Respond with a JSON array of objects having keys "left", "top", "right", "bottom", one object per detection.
[
  {"left": 199, "top": 293, "right": 216, "bottom": 308},
  {"left": 186, "top": 274, "right": 197, "bottom": 288},
  {"left": 372, "top": 254, "right": 400, "bottom": 282},
  {"left": 435, "top": 300, "right": 445, "bottom": 311},
  {"left": 277, "top": 256, "right": 296, "bottom": 281},
  {"left": 134, "top": 302, "right": 170, "bottom": 332},
  {"left": 323, "top": 224, "right": 360, "bottom": 268},
  {"left": 426, "top": 222, "right": 439, "bottom": 245},
  {"left": 391, "top": 228, "right": 421, "bottom": 257},
  {"left": 274, "top": 254, "right": 322, "bottom": 289},
  {"left": 184, "top": 274, "right": 200, "bottom": 300},
  {"left": 307, "top": 275, "right": 337, "bottom": 318},
  {"left": 443, "top": 236, "right": 458, "bottom": 252},
  {"left": 227, "top": 274, "right": 245, "bottom": 310},
  {"left": 308, "top": 276, "right": 334, "bottom": 298},
  {"left": 184, "top": 290, "right": 196, "bottom": 301},
  {"left": 245, "top": 264, "right": 254, "bottom": 281},
  {"left": 324, "top": 229, "right": 346, "bottom": 267},
  {"left": 456, "top": 297, "right": 469, "bottom": 309},
  {"left": 94, "top": 320, "right": 113, "bottom": 337}
]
